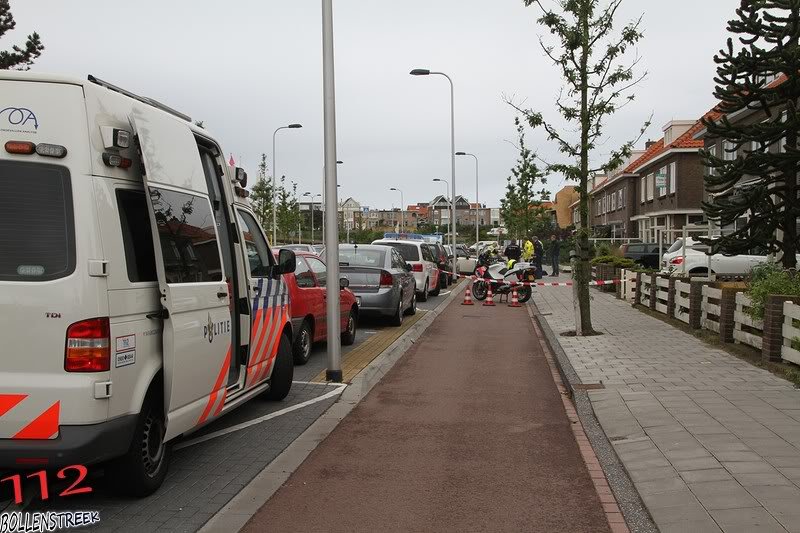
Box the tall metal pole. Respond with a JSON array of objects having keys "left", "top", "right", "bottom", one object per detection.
[
  {"left": 446, "top": 75, "right": 456, "bottom": 274},
  {"left": 272, "top": 128, "right": 282, "bottom": 245},
  {"left": 322, "top": 0, "right": 342, "bottom": 382}
]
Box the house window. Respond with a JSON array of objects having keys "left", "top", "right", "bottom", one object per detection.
[
  {"left": 706, "top": 144, "right": 717, "bottom": 176},
  {"left": 640, "top": 176, "right": 646, "bottom": 203},
  {"left": 622, "top": 188, "right": 626, "bottom": 208},
  {"left": 723, "top": 140, "right": 736, "bottom": 161},
  {"left": 611, "top": 193, "right": 616, "bottom": 211},
  {"left": 646, "top": 173, "right": 654, "bottom": 201},
  {"left": 658, "top": 166, "right": 668, "bottom": 197},
  {"left": 669, "top": 162, "right": 677, "bottom": 194}
]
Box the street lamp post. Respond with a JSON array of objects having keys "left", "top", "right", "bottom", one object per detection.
[
  {"left": 322, "top": 0, "right": 342, "bottom": 382},
  {"left": 433, "top": 179, "right": 451, "bottom": 247},
  {"left": 389, "top": 187, "right": 404, "bottom": 233},
  {"left": 321, "top": 160, "right": 343, "bottom": 247},
  {"left": 411, "top": 68, "right": 457, "bottom": 275},
  {"left": 272, "top": 123, "right": 303, "bottom": 244},
  {"left": 456, "top": 152, "right": 479, "bottom": 247}
]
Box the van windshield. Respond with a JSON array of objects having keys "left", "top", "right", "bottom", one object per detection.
[{"left": 0, "top": 161, "right": 75, "bottom": 281}]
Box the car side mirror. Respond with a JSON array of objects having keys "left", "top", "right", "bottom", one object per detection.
[
  {"left": 404, "top": 264, "right": 412, "bottom": 272},
  {"left": 339, "top": 277, "right": 350, "bottom": 290},
  {"left": 276, "top": 249, "right": 296, "bottom": 277}
]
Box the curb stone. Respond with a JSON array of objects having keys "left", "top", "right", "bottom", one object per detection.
[
  {"left": 200, "top": 283, "right": 466, "bottom": 533},
  {"left": 528, "top": 300, "right": 658, "bottom": 533}
]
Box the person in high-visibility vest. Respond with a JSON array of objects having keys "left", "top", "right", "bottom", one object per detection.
[{"left": 523, "top": 238, "right": 534, "bottom": 262}]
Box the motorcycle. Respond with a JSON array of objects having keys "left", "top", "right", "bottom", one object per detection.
[{"left": 471, "top": 254, "right": 536, "bottom": 303}]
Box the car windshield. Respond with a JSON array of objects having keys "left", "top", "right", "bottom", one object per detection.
[
  {"left": 282, "top": 244, "right": 310, "bottom": 251},
  {"left": 339, "top": 248, "right": 386, "bottom": 267},
  {"left": 667, "top": 239, "right": 687, "bottom": 253},
  {"left": 383, "top": 242, "right": 420, "bottom": 261}
]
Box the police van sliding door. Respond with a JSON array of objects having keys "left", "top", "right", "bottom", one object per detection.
[{"left": 131, "top": 106, "right": 232, "bottom": 440}]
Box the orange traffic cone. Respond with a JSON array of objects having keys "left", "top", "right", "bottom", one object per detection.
[
  {"left": 508, "top": 285, "right": 522, "bottom": 308},
  {"left": 462, "top": 284, "right": 474, "bottom": 306},
  {"left": 483, "top": 283, "right": 496, "bottom": 307}
]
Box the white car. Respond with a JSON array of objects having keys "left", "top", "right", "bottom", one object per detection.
[
  {"left": 372, "top": 239, "right": 441, "bottom": 301},
  {"left": 662, "top": 238, "right": 774, "bottom": 275}
]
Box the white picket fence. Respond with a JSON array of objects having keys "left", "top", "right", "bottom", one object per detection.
[
  {"left": 641, "top": 276, "right": 653, "bottom": 308},
  {"left": 782, "top": 301, "right": 800, "bottom": 366},
  {"left": 620, "top": 269, "right": 637, "bottom": 302},
  {"left": 701, "top": 286, "right": 722, "bottom": 333},
  {"left": 733, "top": 292, "right": 764, "bottom": 350},
  {"left": 673, "top": 280, "right": 691, "bottom": 325}
]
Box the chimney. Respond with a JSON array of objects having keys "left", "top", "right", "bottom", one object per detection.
[{"left": 645, "top": 139, "right": 655, "bottom": 149}]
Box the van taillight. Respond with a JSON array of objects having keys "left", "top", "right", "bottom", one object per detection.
[
  {"left": 411, "top": 264, "right": 423, "bottom": 272},
  {"left": 380, "top": 271, "right": 394, "bottom": 287},
  {"left": 5, "top": 141, "right": 35, "bottom": 155},
  {"left": 65, "top": 318, "right": 110, "bottom": 372}
]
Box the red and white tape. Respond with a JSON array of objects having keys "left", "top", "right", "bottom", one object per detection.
[{"left": 443, "top": 271, "right": 621, "bottom": 288}]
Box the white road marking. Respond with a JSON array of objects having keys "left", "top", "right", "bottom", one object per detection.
[
  {"left": 292, "top": 380, "right": 343, "bottom": 387},
  {"left": 174, "top": 384, "right": 348, "bottom": 451},
  {"left": 438, "top": 290, "right": 452, "bottom": 297}
]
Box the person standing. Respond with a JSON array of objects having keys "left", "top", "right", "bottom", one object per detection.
[
  {"left": 504, "top": 239, "right": 522, "bottom": 266},
  {"left": 532, "top": 236, "right": 544, "bottom": 279},
  {"left": 523, "top": 238, "right": 534, "bottom": 262},
  {"left": 550, "top": 234, "right": 561, "bottom": 277}
]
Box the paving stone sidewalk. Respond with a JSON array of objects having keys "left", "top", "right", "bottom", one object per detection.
[{"left": 533, "top": 286, "right": 800, "bottom": 533}]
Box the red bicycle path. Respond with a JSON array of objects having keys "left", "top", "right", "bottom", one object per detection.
[{"left": 243, "top": 296, "right": 611, "bottom": 533}]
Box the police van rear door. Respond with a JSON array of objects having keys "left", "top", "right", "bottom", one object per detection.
[{"left": 130, "top": 105, "right": 232, "bottom": 440}]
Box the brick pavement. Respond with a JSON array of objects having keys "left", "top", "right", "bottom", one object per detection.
[{"left": 534, "top": 285, "right": 800, "bottom": 533}]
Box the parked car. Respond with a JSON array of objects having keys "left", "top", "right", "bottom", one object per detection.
[
  {"left": 279, "top": 251, "right": 358, "bottom": 364},
  {"left": 338, "top": 244, "right": 417, "bottom": 326},
  {"left": 372, "top": 238, "right": 441, "bottom": 301},
  {"left": 281, "top": 244, "right": 318, "bottom": 254},
  {"left": 661, "top": 238, "right": 791, "bottom": 276},
  {"left": 620, "top": 242, "right": 661, "bottom": 269},
  {"left": 446, "top": 244, "right": 476, "bottom": 276},
  {"left": 313, "top": 244, "right": 324, "bottom": 255},
  {"left": 429, "top": 243, "right": 453, "bottom": 288}
]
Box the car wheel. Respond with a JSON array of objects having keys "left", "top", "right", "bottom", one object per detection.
[
  {"left": 418, "top": 280, "right": 429, "bottom": 302},
  {"left": 405, "top": 290, "right": 417, "bottom": 316},
  {"left": 110, "top": 392, "right": 170, "bottom": 497},
  {"left": 341, "top": 309, "right": 357, "bottom": 346},
  {"left": 292, "top": 321, "right": 313, "bottom": 365},
  {"left": 439, "top": 270, "right": 448, "bottom": 289},
  {"left": 265, "top": 334, "right": 293, "bottom": 401},
  {"left": 390, "top": 295, "right": 404, "bottom": 326},
  {"left": 430, "top": 277, "right": 441, "bottom": 297}
]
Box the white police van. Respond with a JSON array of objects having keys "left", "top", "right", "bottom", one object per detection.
[{"left": 0, "top": 71, "right": 297, "bottom": 495}]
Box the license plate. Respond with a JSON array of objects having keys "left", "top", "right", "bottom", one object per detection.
[{"left": 356, "top": 296, "right": 362, "bottom": 306}]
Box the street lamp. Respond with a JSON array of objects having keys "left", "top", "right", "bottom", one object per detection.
[
  {"left": 303, "top": 192, "right": 321, "bottom": 244},
  {"left": 433, "top": 178, "right": 451, "bottom": 246},
  {"left": 411, "top": 68, "right": 457, "bottom": 275},
  {"left": 456, "top": 152, "right": 479, "bottom": 247},
  {"left": 389, "top": 187, "right": 404, "bottom": 232},
  {"left": 321, "top": 160, "right": 343, "bottom": 247},
  {"left": 272, "top": 123, "right": 303, "bottom": 244}
]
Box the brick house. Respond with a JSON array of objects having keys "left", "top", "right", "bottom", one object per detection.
[{"left": 625, "top": 115, "right": 716, "bottom": 242}]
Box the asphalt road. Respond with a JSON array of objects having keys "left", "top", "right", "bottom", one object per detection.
[{"left": 244, "top": 290, "right": 611, "bottom": 533}]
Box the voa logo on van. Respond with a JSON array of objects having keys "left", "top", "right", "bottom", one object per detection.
[
  {"left": 204, "top": 313, "right": 231, "bottom": 343},
  {"left": 0, "top": 107, "right": 39, "bottom": 133}
]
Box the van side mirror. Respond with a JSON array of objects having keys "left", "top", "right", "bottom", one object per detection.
[
  {"left": 276, "top": 249, "right": 296, "bottom": 277},
  {"left": 404, "top": 263, "right": 412, "bottom": 272},
  {"left": 339, "top": 277, "right": 350, "bottom": 290},
  {"left": 235, "top": 167, "right": 248, "bottom": 188}
]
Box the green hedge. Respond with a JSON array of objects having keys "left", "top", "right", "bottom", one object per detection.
[
  {"left": 746, "top": 262, "right": 800, "bottom": 320},
  {"left": 591, "top": 255, "right": 636, "bottom": 269}
]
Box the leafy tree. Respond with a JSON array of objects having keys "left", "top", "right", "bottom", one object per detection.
[
  {"left": 276, "top": 176, "right": 299, "bottom": 243},
  {"left": 250, "top": 154, "right": 274, "bottom": 233},
  {"left": 500, "top": 118, "right": 550, "bottom": 240},
  {"left": 701, "top": 1, "right": 800, "bottom": 268},
  {"left": 510, "top": 0, "right": 649, "bottom": 335},
  {"left": 0, "top": 1, "right": 43, "bottom": 70}
]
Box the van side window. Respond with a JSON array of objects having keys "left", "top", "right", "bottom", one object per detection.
[
  {"left": 421, "top": 245, "right": 435, "bottom": 263},
  {"left": 236, "top": 210, "right": 271, "bottom": 277},
  {"left": 148, "top": 187, "right": 223, "bottom": 283},
  {"left": 117, "top": 190, "right": 157, "bottom": 282}
]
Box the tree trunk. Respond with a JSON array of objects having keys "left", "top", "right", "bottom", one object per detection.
[
  {"left": 782, "top": 123, "right": 798, "bottom": 269},
  {"left": 575, "top": 0, "right": 594, "bottom": 335}
]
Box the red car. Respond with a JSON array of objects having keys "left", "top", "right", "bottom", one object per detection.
[{"left": 278, "top": 251, "right": 359, "bottom": 365}]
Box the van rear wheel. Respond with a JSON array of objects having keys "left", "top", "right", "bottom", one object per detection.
[
  {"left": 110, "top": 394, "right": 170, "bottom": 497},
  {"left": 265, "top": 334, "right": 293, "bottom": 401}
]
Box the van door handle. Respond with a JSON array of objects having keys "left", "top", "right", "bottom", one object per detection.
[{"left": 217, "top": 292, "right": 228, "bottom": 299}]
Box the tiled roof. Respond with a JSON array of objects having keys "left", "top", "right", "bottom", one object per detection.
[{"left": 624, "top": 109, "right": 722, "bottom": 174}]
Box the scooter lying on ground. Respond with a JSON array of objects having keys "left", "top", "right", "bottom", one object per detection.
[{"left": 471, "top": 255, "right": 537, "bottom": 303}]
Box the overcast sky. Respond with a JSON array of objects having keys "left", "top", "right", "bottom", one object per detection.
[{"left": 10, "top": 0, "right": 738, "bottom": 209}]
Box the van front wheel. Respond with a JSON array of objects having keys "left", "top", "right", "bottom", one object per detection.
[
  {"left": 110, "top": 395, "right": 170, "bottom": 497},
  {"left": 265, "top": 334, "right": 293, "bottom": 401}
]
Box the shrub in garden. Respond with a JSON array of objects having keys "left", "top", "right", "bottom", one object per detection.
[
  {"left": 591, "top": 256, "right": 636, "bottom": 269},
  {"left": 746, "top": 262, "right": 800, "bottom": 320}
]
